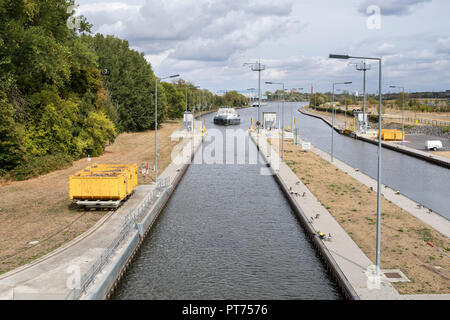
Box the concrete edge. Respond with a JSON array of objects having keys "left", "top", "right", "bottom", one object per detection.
[
  {"left": 83, "top": 136, "right": 205, "bottom": 300},
  {"left": 249, "top": 133, "right": 360, "bottom": 301},
  {"left": 298, "top": 108, "right": 450, "bottom": 169},
  {"left": 87, "top": 231, "right": 141, "bottom": 300}
]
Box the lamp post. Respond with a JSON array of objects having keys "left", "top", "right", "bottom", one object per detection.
[
  {"left": 350, "top": 61, "right": 371, "bottom": 132},
  {"left": 390, "top": 85, "right": 405, "bottom": 143},
  {"left": 331, "top": 82, "right": 352, "bottom": 162},
  {"left": 266, "top": 81, "right": 285, "bottom": 160},
  {"left": 244, "top": 60, "right": 266, "bottom": 125},
  {"left": 155, "top": 74, "right": 179, "bottom": 183},
  {"left": 330, "top": 53, "right": 383, "bottom": 277},
  {"left": 192, "top": 85, "right": 200, "bottom": 131},
  {"left": 292, "top": 88, "right": 304, "bottom": 129}
]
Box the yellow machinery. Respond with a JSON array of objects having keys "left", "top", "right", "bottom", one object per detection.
[
  {"left": 377, "top": 129, "right": 404, "bottom": 141},
  {"left": 69, "top": 163, "right": 138, "bottom": 209}
]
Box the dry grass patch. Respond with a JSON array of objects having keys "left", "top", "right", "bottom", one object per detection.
[
  {"left": 0, "top": 120, "right": 182, "bottom": 274},
  {"left": 273, "top": 138, "right": 450, "bottom": 295}
]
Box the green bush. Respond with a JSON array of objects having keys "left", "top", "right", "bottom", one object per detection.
[{"left": 11, "top": 154, "right": 74, "bottom": 181}]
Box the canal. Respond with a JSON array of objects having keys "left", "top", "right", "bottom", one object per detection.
[{"left": 114, "top": 107, "right": 343, "bottom": 300}]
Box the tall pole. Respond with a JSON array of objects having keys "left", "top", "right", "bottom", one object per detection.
[
  {"left": 266, "top": 81, "right": 285, "bottom": 159},
  {"left": 331, "top": 82, "right": 351, "bottom": 162},
  {"left": 329, "top": 53, "right": 382, "bottom": 277},
  {"left": 282, "top": 83, "right": 285, "bottom": 161},
  {"left": 155, "top": 77, "right": 158, "bottom": 183},
  {"left": 244, "top": 60, "right": 266, "bottom": 127},
  {"left": 402, "top": 87, "right": 405, "bottom": 143},
  {"left": 353, "top": 61, "right": 371, "bottom": 132},
  {"left": 363, "top": 62, "right": 367, "bottom": 132},
  {"left": 185, "top": 86, "right": 188, "bottom": 112},
  {"left": 376, "top": 58, "right": 382, "bottom": 277},
  {"left": 258, "top": 61, "right": 261, "bottom": 124},
  {"left": 332, "top": 83, "right": 335, "bottom": 162}
]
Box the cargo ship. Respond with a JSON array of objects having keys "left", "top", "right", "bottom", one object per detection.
[{"left": 213, "top": 108, "right": 241, "bottom": 126}]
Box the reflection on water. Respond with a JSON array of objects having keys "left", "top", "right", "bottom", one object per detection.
[{"left": 114, "top": 107, "right": 342, "bottom": 300}]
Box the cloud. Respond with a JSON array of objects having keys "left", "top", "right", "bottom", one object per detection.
[
  {"left": 358, "top": 0, "right": 432, "bottom": 16},
  {"left": 436, "top": 37, "right": 450, "bottom": 54},
  {"left": 75, "top": 0, "right": 450, "bottom": 92},
  {"left": 79, "top": 0, "right": 298, "bottom": 62},
  {"left": 375, "top": 42, "right": 397, "bottom": 55}
]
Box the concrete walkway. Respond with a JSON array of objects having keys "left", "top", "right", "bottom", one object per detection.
[
  {"left": 307, "top": 140, "right": 450, "bottom": 238},
  {"left": 0, "top": 131, "right": 203, "bottom": 300},
  {"left": 251, "top": 131, "right": 450, "bottom": 300},
  {"left": 0, "top": 185, "right": 156, "bottom": 300}
]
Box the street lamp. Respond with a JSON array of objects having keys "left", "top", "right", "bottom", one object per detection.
[
  {"left": 292, "top": 88, "right": 304, "bottom": 129},
  {"left": 155, "top": 74, "right": 179, "bottom": 183},
  {"left": 266, "top": 81, "right": 285, "bottom": 161},
  {"left": 390, "top": 85, "right": 405, "bottom": 143},
  {"left": 350, "top": 61, "right": 371, "bottom": 132},
  {"left": 331, "top": 81, "right": 352, "bottom": 163},
  {"left": 247, "top": 88, "right": 257, "bottom": 104},
  {"left": 330, "top": 53, "right": 383, "bottom": 277},
  {"left": 244, "top": 60, "right": 266, "bottom": 125}
]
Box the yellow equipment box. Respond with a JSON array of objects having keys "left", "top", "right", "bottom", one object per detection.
[
  {"left": 378, "top": 129, "right": 404, "bottom": 141},
  {"left": 69, "top": 164, "right": 138, "bottom": 201}
]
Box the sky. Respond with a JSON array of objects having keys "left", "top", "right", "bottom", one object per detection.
[{"left": 75, "top": 0, "right": 450, "bottom": 94}]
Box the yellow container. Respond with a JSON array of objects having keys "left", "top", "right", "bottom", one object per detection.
[
  {"left": 69, "top": 164, "right": 138, "bottom": 201},
  {"left": 89, "top": 164, "right": 138, "bottom": 190},
  {"left": 377, "top": 129, "right": 404, "bottom": 141}
]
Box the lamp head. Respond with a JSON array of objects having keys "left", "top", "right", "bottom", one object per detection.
[{"left": 329, "top": 54, "right": 350, "bottom": 60}]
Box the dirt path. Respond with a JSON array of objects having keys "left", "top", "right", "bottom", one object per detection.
[
  {"left": 275, "top": 138, "right": 450, "bottom": 295},
  {"left": 0, "top": 120, "right": 182, "bottom": 274}
]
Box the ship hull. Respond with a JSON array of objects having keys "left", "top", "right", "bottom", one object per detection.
[{"left": 213, "top": 117, "right": 241, "bottom": 126}]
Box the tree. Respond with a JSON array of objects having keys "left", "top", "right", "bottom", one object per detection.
[
  {"left": 0, "top": 98, "right": 25, "bottom": 172},
  {"left": 86, "top": 34, "right": 166, "bottom": 132},
  {"left": 162, "top": 82, "right": 186, "bottom": 119},
  {"left": 0, "top": 1, "right": 115, "bottom": 179}
]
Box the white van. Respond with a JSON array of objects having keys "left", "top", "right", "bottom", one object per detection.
[{"left": 425, "top": 140, "right": 443, "bottom": 151}]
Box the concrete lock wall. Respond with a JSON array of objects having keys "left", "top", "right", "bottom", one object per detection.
[
  {"left": 249, "top": 133, "right": 360, "bottom": 300},
  {"left": 88, "top": 231, "right": 141, "bottom": 300},
  {"left": 84, "top": 135, "right": 205, "bottom": 300}
]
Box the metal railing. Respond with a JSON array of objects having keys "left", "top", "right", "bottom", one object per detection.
[{"left": 65, "top": 177, "right": 172, "bottom": 300}]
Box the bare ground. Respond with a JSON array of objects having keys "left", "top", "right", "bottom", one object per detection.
[
  {"left": 0, "top": 120, "right": 182, "bottom": 274},
  {"left": 275, "top": 138, "right": 450, "bottom": 295}
]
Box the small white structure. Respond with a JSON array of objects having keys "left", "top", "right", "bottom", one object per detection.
[
  {"left": 183, "top": 111, "right": 194, "bottom": 131},
  {"left": 354, "top": 110, "right": 368, "bottom": 132},
  {"left": 263, "top": 112, "right": 277, "bottom": 130},
  {"left": 425, "top": 140, "right": 443, "bottom": 151},
  {"left": 302, "top": 142, "right": 312, "bottom": 151}
]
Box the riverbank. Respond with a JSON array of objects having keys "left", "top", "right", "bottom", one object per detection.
[
  {"left": 251, "top": 131, "right": 394, "bottom": 299},
  {"left": 254, "top": 130, "right": 450, "bottom": 298},
  {"left": 0, "top": 120, "right": 183, "bottom": 276},
  {"left": 0, "top": 127, "right": 204, "bottom": 299},
  {"left": 299, "top": 107, "right": 450, "bottom": 168},
  {"left": 281, "top": 138, "right": 449, "bottom": 295}
]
